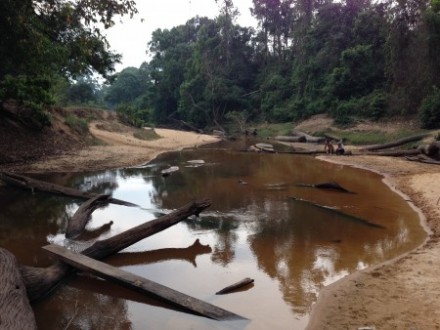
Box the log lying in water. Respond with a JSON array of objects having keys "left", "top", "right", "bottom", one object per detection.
[
  {"left": 66, "top": 194, "right": 112, "bottom": 239},
  {"left": 20, "top": 199, "right": 212, "bottom": 302},
  {"left": 43, "top": 244, "right": 244, "bottom": 321},
  {"left": 288, "top": 197, "right": 386, "bottom": 229},
  {"left": 296, "top": 182, "right": 354, "bottom": 193},
  {"left": 216, "top": 277, "right": 254, "bottom": 295},
  {"left": 0, "top": 172, "right": 137, "bottom": 207},
  {"left": 0, "top": 248, "right": 37, "bottom": 330}
]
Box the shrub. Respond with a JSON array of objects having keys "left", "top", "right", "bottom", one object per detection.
[
  {"left": 419, "top": 86, "right": 440, "bottom": 129},
  {"left": 64, "top": 115, "right": 88, "bottom": 134}
]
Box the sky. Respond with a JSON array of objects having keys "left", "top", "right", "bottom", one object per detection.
[{"left": 105, "top": 0, "right": 257, "bottom": 72}]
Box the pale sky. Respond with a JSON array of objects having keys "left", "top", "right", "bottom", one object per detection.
[{"left": 105, "top": 0, "right": 257, "bottom": 71}]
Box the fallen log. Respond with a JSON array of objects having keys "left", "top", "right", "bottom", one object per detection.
[
  {"left": 363, "top": 133, "right": 431, "bottom": 151},
  {"left": 216, "top": 278, "right": 254, "bottom": 295},
  {"left": 75, "top": 221, "right": 114, "bottom": 241},
  {"left": 255, "top": 143, "right": 275, "bottom": 152},
  {"left": 0, "top": 248, "right": 37, "bottom": 330},
  {"left": 288, "top": 197, "right": 386, "bottom": 229},
  {"left": 405, "top": 155, "right": 440, "bottom": 165},
  {"left": 0, "top": 172, "right": 137, "bottom": 207},
  {"left": 20, "top": 199, "right": 212, "bottom": 302},
  {"left": 66, "top": 194, "right": 112, "bottom": 239},
  {"left": 274, "top": 135, "right": 306, "bottom": 143},
  {"left": 296, "top": 182, "right": 354, "bottom": 193},
  {"left": 43, "top": 244, "right": 244, "bottom": 321},
  {"left": 291, "top": 130, "right": 325, "bottom": 143},
  {"left": 362, "top": 149, "right": 421, "bottom": 157}
]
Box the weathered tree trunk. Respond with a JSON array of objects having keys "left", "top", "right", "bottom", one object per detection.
[
  {"left": 363, "top": 133, "right": 431, "bottom": 151},
  {"left": 43, "top": 244, "right": 244, "bottom": 321},
  {"left": 0, "top": 248, "right": 37, "bottom": 330},
  {"left": 426, "top": 141, "right": 440, "bottom": 160},
  {"left": 20, "top": 199, "right": 212, "bottom": 302},
  {"left": 291, "top": 130, "right": 325, "bottom": 143},
  {"left": 66, "top": 194, "right": 112, "bottom": 239},
  {"left": 362, "top": 149, "right": 421, "bottom": 157},
  {"left": 0, "top": 172, "right": 137, "bottom": 207},
  {"left": 274, "top": 135, "right": 306, "bottom": 143}
]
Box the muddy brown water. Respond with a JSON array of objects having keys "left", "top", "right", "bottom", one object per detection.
[{"left": 0, "top": 145, "right": 426, "bottom": 329}]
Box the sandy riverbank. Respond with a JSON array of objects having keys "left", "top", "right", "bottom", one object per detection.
[
  {"left": 4, "top": 121, "right": 440, "bottom": 329},
  {"left": 308, "top": 155, "right": 440, "bottom": 329}
]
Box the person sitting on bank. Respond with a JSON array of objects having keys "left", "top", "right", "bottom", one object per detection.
[
  {"left": 324, "top": 138, "right": 334, "bottom": 154},
  {"left": 335, "top": 141, "right": 345, "bottom": 155}
]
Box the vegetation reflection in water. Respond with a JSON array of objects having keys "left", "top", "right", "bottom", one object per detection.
[{"left": 0, "top": 147, "right": 426, "bottom": 329}]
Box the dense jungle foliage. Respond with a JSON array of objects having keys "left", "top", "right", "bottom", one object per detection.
[{"left": 1, "top": 0, "right": 440, "bottom": 130}]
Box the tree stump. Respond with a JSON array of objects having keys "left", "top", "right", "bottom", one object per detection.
[{"left": 0, "top": 248, "right": 37, "bottom": 330}]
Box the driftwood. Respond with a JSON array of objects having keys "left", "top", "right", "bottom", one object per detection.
[
  {"left": 108, "top": 239, "right": 212, "bottom": 267},
  {"left": 288, "top": 197, "right": 386, "bottom": 229},
  {"left": 75, "top": 221, "right": 114, "bottom": 241},
  {"left": 274, "top": 135, "right": 306, "bottom": 143},
  {"left": 66, "top": 194, "right": 112, "bottom": 239},
  {"left": 0, "top": 172, "right": 137, "bottom": 207},
  {"left": 255, "top": 143, "right": 275, "bottom": 152},
  {"left": 20, "top": 199, "right": 212, "bottom": 302},
  {"left": 291, "top": 130, "right": 325, "bottom": 143},
  {"left": 405, "top": 154, "right": 440, "bottom": 165},
  {"left": 363, "top": 133, "right": 431, "bottom": 151},
  {"left": 216, "top": 277, "right": 254, "bottom": 295},
  {"left": 43, "top": 244, "right": 244, "bottom": 321},
  {"left": 0, "top": 248, "right": 37, "bottom": 330},
  {"left": 296, "top": 182, "right": 354, "bottom": 193},
  {"left": 161, "top": 166, "right": 180, "bottom": 177},
  {"left": 362, "top": 149, "right": 421, "bottom": 157}
]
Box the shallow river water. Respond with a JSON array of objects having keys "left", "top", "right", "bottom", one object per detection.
[{"left": 0, "top": 145, "right": 426, "bottom": 329}]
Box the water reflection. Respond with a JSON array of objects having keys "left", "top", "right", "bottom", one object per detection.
[{"left": 0, "top": 146, "right": 426, "bottom": 329}]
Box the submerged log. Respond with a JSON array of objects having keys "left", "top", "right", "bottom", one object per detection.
[
  {"left": 0, "top": 248, "right": 37, "bottom": 330},
  {"left": 43, "top": 244, "right": 244, "bottom": 321},
  {"left": 216, "top": 278, "right": 255, "bottom": 295},
  {"left": 66, "top": 194, "right": 112, "bottom": 239},
  {"left": 296, "top": 182, "right": 354, "bottom": 193},
  {"left": 314, "top": 182, "right": 353, "bottom": 193},
  {"left": 0, "top": 172, "right": 137, "bottom": 207},
  {"left": 21, "top": 199, "right": 212, "bottom": 302},
  {"left": 288, "top": 197, "right": 386, "bottom": 229},
  {"left": 363, "top": 133, "right": 431, "bottom": 151}
]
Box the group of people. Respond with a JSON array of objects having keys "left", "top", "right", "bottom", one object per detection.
[{"left": 324, "top": 138, "right": 345, "bottom": 155}]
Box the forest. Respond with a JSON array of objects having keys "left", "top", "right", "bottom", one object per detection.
[{"left": 1, "top": 0, "right": 440, "bottom": 131}]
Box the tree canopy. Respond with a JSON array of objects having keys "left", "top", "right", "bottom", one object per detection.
[{"left": 3, "top": 0, "right": 440, "bottom": 129}]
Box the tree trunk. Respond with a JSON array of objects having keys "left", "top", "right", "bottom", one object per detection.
[
  {"left": 363, "top": 133, "right": 431, "bottom": 151},
  {"left": 362, "top": 149, "right": 421, "bottom": 156},
  {"left": 0, "top": 248, "right": 37, "bottom": 330},
  {"left": 43, "top": 244, "right": 244, "bottom": 321},
  {"left": 0, "top": 172, "right": 137, "bottom": 207},
  {"left": 66, "top": 194, "right": 112, "bottom": 239},
  {"left": 20, "top": 199, "right": 212, "bottom": 302}
]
